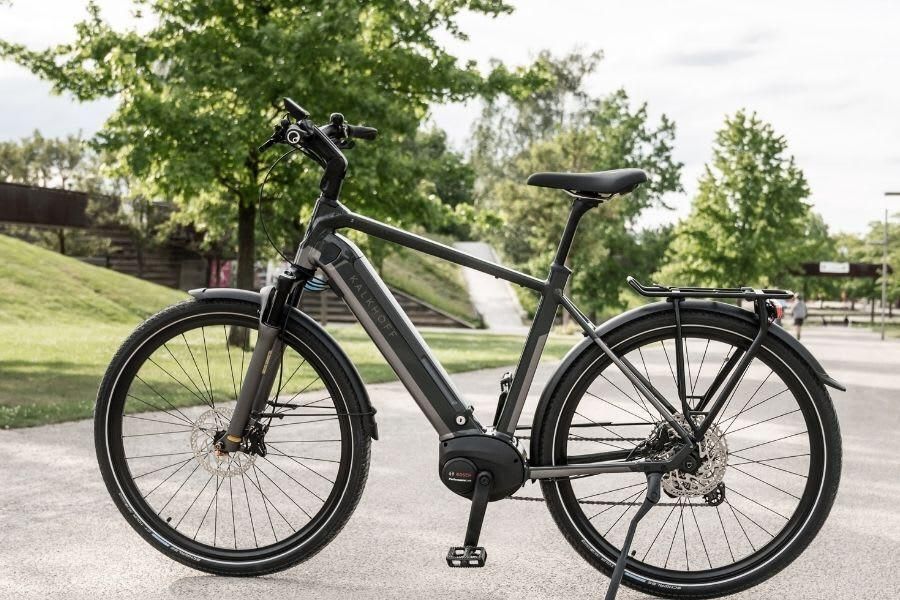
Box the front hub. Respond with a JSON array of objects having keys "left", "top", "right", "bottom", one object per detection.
[{"left": 191, "top": 407, "right": 256, "bottom": 477}]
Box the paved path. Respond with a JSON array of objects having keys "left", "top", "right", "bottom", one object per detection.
[
  {"left": 1, "top": 327, "right": 899, "bottom": 599},
  {"left": 453, "top": 241, "right": 527, "bottom": 333}
]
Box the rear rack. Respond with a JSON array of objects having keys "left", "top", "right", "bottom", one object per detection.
[{"left": 626, "top": 276, "right": 793, "bottom": 300}]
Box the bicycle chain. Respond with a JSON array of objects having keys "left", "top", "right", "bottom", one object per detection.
[
  {"left": 509, "top": 435, "right": 688, "bottom": 507},
  {"left": 515, "top": 435, "right": 645, "bottom": 443},
  {"left": 506, "top": 494, "right": 684, "bottom": 507}
]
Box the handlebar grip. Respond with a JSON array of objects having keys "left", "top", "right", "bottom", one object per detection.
[
  {"left": 346, "top": 124, "right": 378, "bottom": 140},
  {"left": 258, "top": 138, "right": 277, "bottom": 153}
]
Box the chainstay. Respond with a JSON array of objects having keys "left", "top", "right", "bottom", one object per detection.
[
  {"left": 511, "top": 434, "right": 688, "bottom": 505},
  {"left": 516, "top": 436, "right": 645, "bottom": 442},
  {"left": 506, "top": 495, "right": 685, "bottom": 507}
]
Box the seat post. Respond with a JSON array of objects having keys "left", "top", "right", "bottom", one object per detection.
[{"left": 552, "top": 198, "right": 596, "bottom": 267}]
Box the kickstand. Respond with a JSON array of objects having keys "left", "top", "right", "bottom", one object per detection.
[{"left": 603, "top": 472, "right": 662, "bottom": 600}]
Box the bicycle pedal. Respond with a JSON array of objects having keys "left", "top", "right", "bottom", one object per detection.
[{"left": 446, "top": 546, "right": 487, "bottom": 568}]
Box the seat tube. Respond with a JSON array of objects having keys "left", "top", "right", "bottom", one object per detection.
[
  {"left": 495, "top": 200, "right": 591, "bottom": 435},
  {"left": 495, "top": 264, "right": 569, "bottom": 435}
]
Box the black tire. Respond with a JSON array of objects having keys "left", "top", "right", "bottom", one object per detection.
[
  {"left": 534, "top": 306, "right": 841, "bottom": 598},
  {"left": 94, "top": 299, "right": 371, "bottom": 576}
]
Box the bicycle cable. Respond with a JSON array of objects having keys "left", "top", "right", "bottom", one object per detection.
[{"left": 258, "top": 147, "right": 300, "bottom": 265}]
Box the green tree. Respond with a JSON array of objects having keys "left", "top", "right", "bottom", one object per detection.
[
  {"left": 657, "top": 111, "right": 814, "bottom": 289},
  {"left": 833, "top": 217, "right": 900, "bottom": 310},
  {"left": 410, "top": 128, "right": 475, "bottom": 208},
  {"left": 473, "top": 51, "right": 682, "bottom": 317},
  {"left": 0, "top": 130, "right": 89, "bottom": 189},
  {"left": 1, "top": 0, "right": 525, "bottom": 291}
]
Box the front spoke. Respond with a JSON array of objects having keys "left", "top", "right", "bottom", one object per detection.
[{"left": 115, "top": 313, "right": 348, "bottom": 555}]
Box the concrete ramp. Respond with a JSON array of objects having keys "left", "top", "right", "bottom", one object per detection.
[{"left": 454, "top": 241, "right": 528, "bottom": 333}]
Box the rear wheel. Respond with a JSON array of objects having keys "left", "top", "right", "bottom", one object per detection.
[
  {"left": 534, "top": 307, "right": 841, "bottom": 598},
  {"left": 95, "top": 299, "right": 371, "bottom": 575}
]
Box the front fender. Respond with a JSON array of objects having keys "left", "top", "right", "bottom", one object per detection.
[
  {"left": 530, "top": 299, "right": 844, "bottom": 459},
  {"left": 188, "top": 287, "right": 379, "bottom": 440}
]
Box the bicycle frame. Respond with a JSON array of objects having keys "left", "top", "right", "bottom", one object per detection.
[
  {"left": 221, "top": 189, "right": 765, "bottom": 479},
  {"left": 223, "top": 188, "right": 798, "bottom": 480}
]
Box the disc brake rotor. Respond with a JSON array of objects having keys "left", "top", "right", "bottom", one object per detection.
[
  {"left": 190, "top": 407, "right": 255, "bottom": 477},
  {"left": 657, "top": 415, "right": 728, "bottom": 498}
]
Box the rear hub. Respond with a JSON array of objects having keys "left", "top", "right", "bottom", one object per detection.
[{"left": 654, "top": 415, "right": 729, "bottom": 498}]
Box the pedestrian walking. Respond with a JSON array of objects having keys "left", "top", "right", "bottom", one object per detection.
[{"left": 791, "top": 294, "right": 808, "bottom": 339}]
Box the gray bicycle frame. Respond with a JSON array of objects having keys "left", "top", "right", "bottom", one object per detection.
[{"left": 280, "top": 193, "right": 701, "bottom": 478}]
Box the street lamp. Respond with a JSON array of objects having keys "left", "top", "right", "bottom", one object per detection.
[{"left": 882, "top": 192, "right": 899, "bottom": 340}]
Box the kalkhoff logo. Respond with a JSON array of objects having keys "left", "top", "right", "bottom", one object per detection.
[{"left": 346, "top": 274, "right": 398, "bottom": 338}]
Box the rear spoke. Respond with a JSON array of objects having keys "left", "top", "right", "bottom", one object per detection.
[
  {"left": 720, "top": 370, "right": 773, "bottom": 433},
  {"left": 558, "top": 329, "right": 817, "bottom": 579},
  {"left": 725, "top": 409, "right": 801, "bottom": 436},
  {"left": 641, "top": 499, "right": 680, "bottom": 561},
  {"left": 584, "top": 391, "right": 652, "bottom": 424},
  {"left": 691, "top": 339, "right": 710, "bottom": 396}
]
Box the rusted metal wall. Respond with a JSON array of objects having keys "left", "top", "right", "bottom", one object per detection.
[{"left": 0, "top": 182, "right": 89, "bottom": 227}]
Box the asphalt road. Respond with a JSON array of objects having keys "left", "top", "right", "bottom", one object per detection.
[{"left": 1, "top": 326, "right": 898, "bottom": 600}]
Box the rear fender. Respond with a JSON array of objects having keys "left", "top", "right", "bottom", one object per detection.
[
  {"left": 188, "top": 287, "right": 379, "bottom": 440},
  {"left": 529, "top": 299, "right": 843, "bottom": 460}
]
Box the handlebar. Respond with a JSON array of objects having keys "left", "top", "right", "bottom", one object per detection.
[
  {"left": 256, "top": 98, "right": 379, "bottom": 200},
  {"left": 346, "top": 123, "right": 378, "bottom": 140},
  {"left": 258, "top": 99, "right": 378, "bottom": 154}
]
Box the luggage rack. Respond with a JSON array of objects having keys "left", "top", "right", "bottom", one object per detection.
[{"left": 626, "top": 276, "right": 794, "bottom": 300}]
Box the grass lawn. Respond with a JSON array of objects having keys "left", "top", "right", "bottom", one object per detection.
[
  {"left": 0, "top": 322, "right": 578, "bottom": 428},
  {"left": 0, "top": 234, "right": 578, "bottom": 428}
]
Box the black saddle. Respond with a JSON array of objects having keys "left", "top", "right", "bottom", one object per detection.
[{"left": 526, "top": 168, "right": 647, "bottom": 199}]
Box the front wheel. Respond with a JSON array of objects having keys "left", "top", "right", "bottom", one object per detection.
[
  {"left": 95, "top": 299, "right": 371, "bottom": 576},
  {"left": 534, "top": 306, "right": 841, "bottom": 598}
]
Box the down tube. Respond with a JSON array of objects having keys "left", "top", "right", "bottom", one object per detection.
[{"left": 314, "top": 233, "right": 481, "bottom": 438}]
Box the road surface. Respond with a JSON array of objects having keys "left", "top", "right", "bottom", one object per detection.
[{"left": 1, "top": 327, "right": 898, "bottom": 599}]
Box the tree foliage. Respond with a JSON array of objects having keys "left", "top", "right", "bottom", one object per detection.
[
  {"left": 832, "top": 216, "right": 900, "bottom": 304},
  {"left": 1, "top": 0, "right": 529, "bottom": 287},
  {"left": 657, "top": 111, "right": 814, "bottom": 289},
  {"left": 473, "top": 51, "right": 682, "bottom": 317},
  {"left": 0, "top": 130, "right": 93, "bottom": 189}
]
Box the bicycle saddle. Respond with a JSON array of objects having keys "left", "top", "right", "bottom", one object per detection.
[{"left": 526, "top": 168, "right": 647, "bottom": 199}]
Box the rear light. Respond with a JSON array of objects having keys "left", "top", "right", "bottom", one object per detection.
[{"left": 766, "top": 300, "right": 784, "bottom": 323}]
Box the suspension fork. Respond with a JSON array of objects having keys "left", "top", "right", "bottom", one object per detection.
[{"left": 219, "top": 267, "right": 309, "bottom": 452}]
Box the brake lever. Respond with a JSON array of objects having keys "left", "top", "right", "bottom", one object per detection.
[
  {"left": 258, "top": 137, "right": 278, "bottom": 153},
  {"left": 258, "top": 118, "right": 291, "bottom": 153}
]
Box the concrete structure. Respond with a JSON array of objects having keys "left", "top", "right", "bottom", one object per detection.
[{"left": 454, "top": 241, "right": 528, "bottom": 333}]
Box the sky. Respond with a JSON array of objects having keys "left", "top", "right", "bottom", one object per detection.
[{"left": 1, "top": 0, "right": 898, "bottom": 234}]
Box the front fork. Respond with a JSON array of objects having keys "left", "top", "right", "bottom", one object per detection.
[{"left": 218, "top": 267, "right": 310, "bottom": 453}]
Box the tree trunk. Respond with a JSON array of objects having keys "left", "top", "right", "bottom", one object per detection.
[
  {"left": 236, "top": 198, "right": 257, "bottom": 291},
  {"left": 229, "top": 197, "right": 256, "bottom": 348}
]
